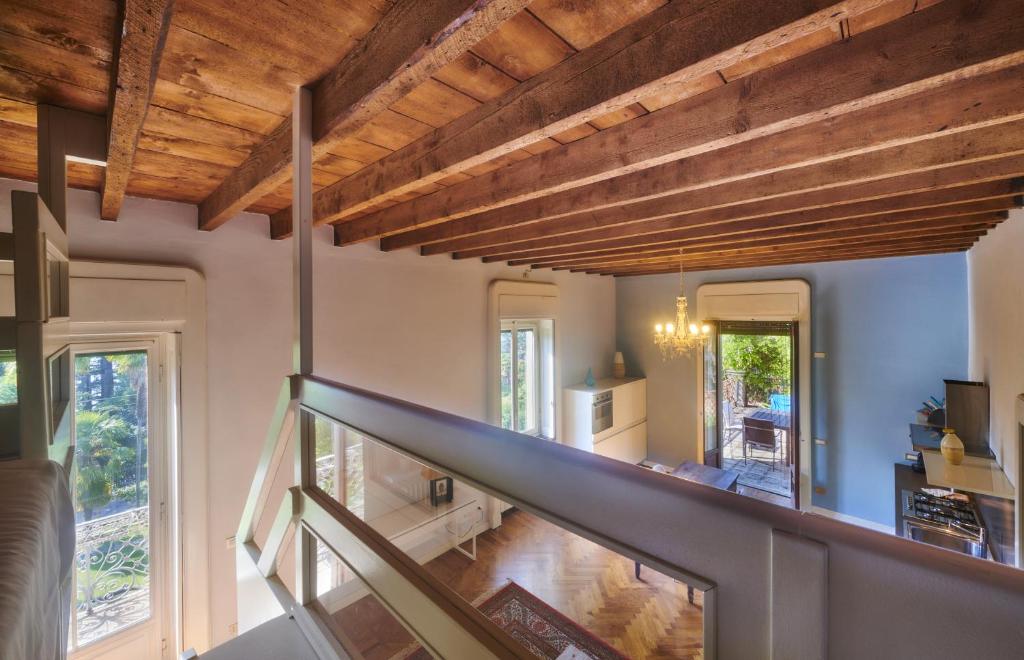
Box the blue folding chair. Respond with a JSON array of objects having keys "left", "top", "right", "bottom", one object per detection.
[{"left": 770, "top": 393, "right": 791, "bottom": 413}]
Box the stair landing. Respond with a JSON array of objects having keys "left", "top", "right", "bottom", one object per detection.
[{"left": 198, "top": 615, "right": 320, "bottom": 660}]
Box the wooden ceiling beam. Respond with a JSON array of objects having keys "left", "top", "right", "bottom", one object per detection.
[
  {"left": 335, "top": 0, "right": 1024, "bottom": 244},
  {"left": 548, "top": 220, "right": 995, "bottom": 268},
  {"left": 491, "top": 173, "right": 1019, "bottom": 264},
  {"left": 586, "top": 241, "right": 977, "bottom": 276},
  {"left": 482, "top": 199, "right": 1016, "bottom": 263},
  {"left": 488, "top": 178, "right": 1021, "bottom": 259},
  {"left": 283, "top": 0, "right": 893, "bottom": 236},
  {"left": 100, "top": 0, "right": 175, "bottom": 220},
  {"left": 597, "top": 245, "right": 974, "bottom": 276},
  {"left": 407, "top": 67, "right": 1024, "bottom": 254},
  {"left": 468, "top": 168, "right": 1024, "bottom": 260},
  {"left": 196, "top": 0, "right": 528, "bottom": 231},
  {"left": 522, "top": 213, "right": 1007, "bottom": 269},
  {"left": 544, "top": 224, "right": 995, "bottom": 271},
  {"left": 464, "top": 185, "right": 1022, "bottom": 262}
]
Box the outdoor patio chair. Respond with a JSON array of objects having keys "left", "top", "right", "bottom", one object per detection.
[
  {"left": 743, "top": 417, "right": 779, "bottom": 470},
  {"left": 722, "top": 400, "right": 743, "bottom": 444}
]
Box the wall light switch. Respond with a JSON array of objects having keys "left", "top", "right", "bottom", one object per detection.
[
  {"left": 814, "top": 352, "right": 826, "bottom": 359},
  {"left": 814, "top": 438, "right": 827, "bottom": 445}
]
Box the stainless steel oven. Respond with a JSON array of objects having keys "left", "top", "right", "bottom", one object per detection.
[
  {"left": 900, "top": 489, "right": 989, "bottom": 559},
  {"left": 592, "top": 391, "right": 613, "bottom": 434}
]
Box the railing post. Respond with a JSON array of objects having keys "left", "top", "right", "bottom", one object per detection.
[{"left": 292, "top": 85, "right": 316, "bottom": 606}]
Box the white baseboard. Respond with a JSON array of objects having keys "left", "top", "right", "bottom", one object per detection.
[{"left": 810, "top": 505, "right": 895, "bottom": 535}]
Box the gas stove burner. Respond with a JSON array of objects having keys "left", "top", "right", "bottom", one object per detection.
[{"left": 910, "top": 490, "right": 979, "bottom": 526}]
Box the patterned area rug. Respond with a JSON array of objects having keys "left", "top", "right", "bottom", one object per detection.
[{"left": 394, "top": 581, "right": 626, "bottom": 660}]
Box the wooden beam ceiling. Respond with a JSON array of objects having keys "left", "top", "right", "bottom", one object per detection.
[
  {"left": 435, "top": 151, "right": 1024, "bottom": 259},
  {"left": 333, "top": 0, "right": 1024, "bottom": 245},
  {"left": 100, "top": 0, "right": 175, "bottom": 220},
  {"left": 583, "top": 237, "right": 980, "bottom": 273},
  {"left": 270, "top": 0, "right": 894, "bottom": 238},
  {"left": 393, "top": 66, "right": 1024, "bottom": 254},
  {"left": 476, "top": 197, "right": 1020, "bottom": 267},
  {"left": 508, "top": 211, "right": 1008, "bottom": 267},
  {"left": 589, "top": 243, "right": 976, "bottom": 276},
  {"left": 464, "top": 179, "right": 1023, "bottom": 262},
  {"left": 2, "top": 0, "right": 1022, "bottom": 274},
  {"left": 534, "top": 215, "right": 1004, "bottom": 270},
  {"left": 561, "top": 232, "right": 992, "bottom": 272},
  {"left": 196, "top": 0, "right": 531, "bottom": 231},
  {"left": 536, "top": 215, "right": 1003, "bottom": 268}
]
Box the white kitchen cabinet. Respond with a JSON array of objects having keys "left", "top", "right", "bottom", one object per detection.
[
  {"left": 594, "top": 421, "right": 647, "bottom": 464},
  {"left": 612, "top": 379, "right": 645, "bottom": 431},
  {"left": 563, "top": 377, "right": 647, "bottom": 463}
]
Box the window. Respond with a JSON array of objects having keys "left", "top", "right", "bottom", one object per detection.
[
  {"left": 0, "top": 350, "right": 15, "bottom": 405},
  {"left": 500, "top": 319, "right": 554, "bottom": 438}
]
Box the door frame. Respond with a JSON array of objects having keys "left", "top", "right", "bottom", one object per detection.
[
  {"left": 701, "top": 321, "right": 721, "bottom": 468},
  {"left": 695, "top": 280, "right": 812, "bottom": 511},
  {"left": 1, "top": 256, "right": 208, "bottom": 653},
  {"left": 68, "top": 338, "right": 171, "bottom": 659}
]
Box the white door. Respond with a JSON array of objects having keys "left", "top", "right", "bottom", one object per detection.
[{"left": 68, "top": 341, "right": 170, "bottom": 660}]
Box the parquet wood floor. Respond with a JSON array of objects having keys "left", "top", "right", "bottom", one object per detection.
[{"left": 328, "top": 509, "right": 704, "bottom": 659}]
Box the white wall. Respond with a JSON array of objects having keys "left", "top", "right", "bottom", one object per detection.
[
  {"left": 968, "top": 209, "right": 1024, "bottom": 492},
  {"left": 0, "top": 179, "right": 616, "bottom": 647}
]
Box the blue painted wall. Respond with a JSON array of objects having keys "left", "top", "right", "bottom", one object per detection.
[{"left": 615, "top": 252, "right": 969, "bottom": 527}]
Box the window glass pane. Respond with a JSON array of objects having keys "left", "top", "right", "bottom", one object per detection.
[
  {"left": 72, "top": 351, "right": 151, "bottom": 648},
  {"left": 499, "top": 329, "right": 513, "bottom": 430},
  {"left": 516, "top": 328, "right": 536, "bottom": 433},
  {"left": 0, "top": 351, "right": 16, "bottom": 405}
]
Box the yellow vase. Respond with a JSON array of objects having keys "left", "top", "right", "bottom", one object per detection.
[{"left": 940, "top": 428, "right": 965, "bottom": 466}]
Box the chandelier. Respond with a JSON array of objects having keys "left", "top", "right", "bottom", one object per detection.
[{"left": 653, "top": 249, "right": 711, "bottom": 358}]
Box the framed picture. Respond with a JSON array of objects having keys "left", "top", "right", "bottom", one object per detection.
[{"left": 429, "top": 475, "right": 454, "bottom": 506}]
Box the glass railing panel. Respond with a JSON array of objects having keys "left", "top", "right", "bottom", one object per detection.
[
  {"left": 312, "top": 415, "right": 484, "bottom": 544},
  {"left": 309, "top": 413, "right": 705, "bottom": 659},
  {"left": 434, "top": 509, "right": 705, "bottom": 659},
  {"left": 312, "top": 536, "right": 427, "bottom": 659}
]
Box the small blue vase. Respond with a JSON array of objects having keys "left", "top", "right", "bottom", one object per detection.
[{"left": 585, "top": 368, "right": 596, "bottom": 387}]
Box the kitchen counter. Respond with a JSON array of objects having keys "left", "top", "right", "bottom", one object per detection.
[
  {"left": 564, "top": 376, "right": 644, "bottom": 392},
  {"left": 920, "top": 449, "right": 1015, "bottom": 499}
]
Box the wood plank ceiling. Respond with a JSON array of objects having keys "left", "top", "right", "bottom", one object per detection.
[{"left": 1, "top": 0, "right": 1021, "bottom": 275}]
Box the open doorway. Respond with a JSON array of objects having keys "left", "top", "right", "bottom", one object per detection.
[{"left": 705, "top": 321, "right": 798, "bottom": 508}]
